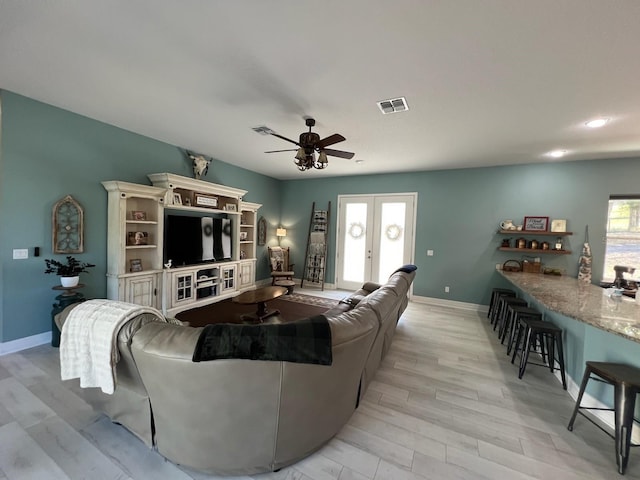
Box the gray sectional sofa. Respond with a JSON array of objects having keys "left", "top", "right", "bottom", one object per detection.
[{"left": 58, "top": 266, "right": 416, "bottom": 475}]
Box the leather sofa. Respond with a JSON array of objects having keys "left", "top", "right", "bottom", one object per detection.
[{"left": 58, "top": 267, "right": 416, "bottom": 475}]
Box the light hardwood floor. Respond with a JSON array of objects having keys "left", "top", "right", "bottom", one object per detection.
[{"left": 1, "top": 290, "right": 638, "bottom": 479}]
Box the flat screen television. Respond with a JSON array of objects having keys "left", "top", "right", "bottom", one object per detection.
[{"left": 164, "top": 211, "right": 233, "bottom": 267}]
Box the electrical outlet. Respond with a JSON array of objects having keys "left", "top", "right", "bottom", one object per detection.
[
  {"left": 445, "top": 286, "right": 450, "bottom": 293},
  {"left": 427, "top": 249, "right": 434, "bottom": 256}
]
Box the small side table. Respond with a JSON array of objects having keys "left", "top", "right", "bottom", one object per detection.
[{"left": 51, "top": 284, "right": 86, "bottom": 347}]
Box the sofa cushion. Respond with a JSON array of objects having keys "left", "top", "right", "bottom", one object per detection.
[{"left": 192, "top": 315, "right": 332, "bottom": 365}]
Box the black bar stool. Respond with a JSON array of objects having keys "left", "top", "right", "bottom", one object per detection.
[
  {"left": 503, "top": 305, "right": 542, "bottom": 351},
  {"left": 493, "top": 296, "right": 527, "bottom": 334},
  {"left": 511, "top": 317, "right": 567, "bottom": 389},
  {"left": 488, "top": 288, "right": 515, "bottom": 320},
  {"left": 568, "top": 361, "right": 640, "bottom": 475}
]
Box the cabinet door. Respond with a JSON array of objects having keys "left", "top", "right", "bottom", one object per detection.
[
  {"left": 125, "top": 274, "right": 158, "bottom": 308},
  {"left": 221, "top": 265, "right": 237, "bottom": 293},
  {"left": 173, "top": 272, "right": 195, "bottom": 304},
  {"left": 238, "top": 261, "right": 254, "bottom": 289}
]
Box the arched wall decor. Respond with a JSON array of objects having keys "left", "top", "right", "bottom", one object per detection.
[
  {"left": 52, "top": 195, "right": 84, "bottom": 253},
  {"left": 257, "top": 216, "right": 267, "bottom": 246}
]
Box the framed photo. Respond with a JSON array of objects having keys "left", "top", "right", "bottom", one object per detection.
[
  {"left": 224, "top": 204, "right": 237, "bottom": 212},
  {"left": 240, "top": 231, "right": 248, "bottom": 241},
  {"left": 523, "top": 216, "right": 549, "bottom": 232},
  {"left": 131, "top": 210, "right": 146, "bottom": 221},
  {"left": 128, "top": 231, "right": 149, "bottom": 245},
  {"left": 550, "top": 219, "right": 567, "bottom": 232},
  {"left": 129, "top": 259, "right": 143, "bottom": 272},
  {"left": 173, "top": 193, "right": 182, "bottom": 205}
]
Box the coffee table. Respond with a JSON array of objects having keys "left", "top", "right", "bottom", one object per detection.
[{"left": 232, "top": 286, "right": 288, "bottom": 323}]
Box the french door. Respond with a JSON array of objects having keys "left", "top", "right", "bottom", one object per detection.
[{"left": 336, "top": 194, "right": 416, "bottom": 291}]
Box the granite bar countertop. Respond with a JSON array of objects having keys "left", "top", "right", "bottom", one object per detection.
[{"left": 499, "top": 271, "right": 640, "bottom": 344}]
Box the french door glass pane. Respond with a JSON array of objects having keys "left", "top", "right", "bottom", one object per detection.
[
  {"left": 343, "top": 203, "right": 367, "bottom": 283},
  {"left": 377, "top": 202, "right": 406, "bottom": 283}
]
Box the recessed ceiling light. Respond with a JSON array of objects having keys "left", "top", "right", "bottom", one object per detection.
[
  {"left": 547, "top": 149, "right": 568, "bottom": 158},
  {"left": 585, "top": 118, "right": 609, "bottom": 128},
  {"left": 355, "top": 159, "right": 364, "bottom": 164}
]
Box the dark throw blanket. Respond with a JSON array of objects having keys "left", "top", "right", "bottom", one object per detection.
[{"left": 192, "top": 315, "right": 332, "bottom": 365}]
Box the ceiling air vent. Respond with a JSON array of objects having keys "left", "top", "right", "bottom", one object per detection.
[
  {"left": 377, "top": 97, "right": 409, "bottom": 114},
  {"left": 252, "top": 126, "right": 274, "bottom": 135}
]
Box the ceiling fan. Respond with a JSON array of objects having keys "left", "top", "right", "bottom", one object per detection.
[{"left": 265, "top": 118, "right": 355, "bottom": 171}]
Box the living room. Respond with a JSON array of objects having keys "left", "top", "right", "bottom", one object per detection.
[{"left": 1, "top": 3, "right": 640, "bottom": 478}]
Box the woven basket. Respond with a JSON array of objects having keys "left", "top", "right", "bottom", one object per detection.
[
  {"left": 522, "top": 261, "right": 541, "bottom": 273},
  {"left": 502, "top": 260, "right": 522, "bottom": 272}
]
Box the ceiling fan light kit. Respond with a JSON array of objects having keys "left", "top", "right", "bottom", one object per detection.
[{"left": 265, "top": 117, "right": 354, "bottom": 172}]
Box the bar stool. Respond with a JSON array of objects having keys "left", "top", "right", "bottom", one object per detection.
[
  {"left": 568, "top": 362, "right": 640, "bottom": 475},
  {"left": 511, "top": 317, "right": 567, "bottom": 389},
  {"left": 502, "top": 305, "right": 543, "bottom": 350},
  {"left": 493, "top": 296, "right": 527, "bottom": 334},
  {"left": 488, "top": 288, "right": 515, "bottom": 320}
]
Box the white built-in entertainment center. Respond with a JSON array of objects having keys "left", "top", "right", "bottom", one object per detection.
[{"left": 102, "top": 173, "right": 261, "bottom": 316}]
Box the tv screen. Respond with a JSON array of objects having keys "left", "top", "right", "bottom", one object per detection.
[{"left": 164, "top": 212, "right": 232, "bottom": 267}]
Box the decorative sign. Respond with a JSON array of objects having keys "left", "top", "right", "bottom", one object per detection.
[
  {"left": 195, "top": 193, "right": 218, "bottom": 208},
  {"left": 550, "top": 219, "right": 567, "bottom": 232},
  {"left": 523, "top": 216, "right": 549, "bottom": 232}
]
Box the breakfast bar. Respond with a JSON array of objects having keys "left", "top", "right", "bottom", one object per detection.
[{"left": 497, "top": 271, "right": 640, "bottom": 391}]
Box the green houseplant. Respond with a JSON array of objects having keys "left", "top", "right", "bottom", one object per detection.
[{"left": 44, "top": 256, "right": 95, "bottom": 287}]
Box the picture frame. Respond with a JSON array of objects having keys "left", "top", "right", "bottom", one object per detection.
[
  {"left": 129, "top": 258, "right": 143, "bottom": 272},
  {"left": 128, "top": 231, "right": 149, "bottom": 245},
  {"left": 173, "top": 193, "right": 182, "bottom": 205},
  {"left": 240, "top": 231, "right": 248, "bottom": 241},
  {"left": 550, "top": 219, "right": 567, "bottom": 232},
  {"left": 523, "top": 216, "right": 549, "bottom": 232},
  {"left": 131, "top": 210, "right": 147, "bottom": 221},
  {"left": 224, "top": 203, "right": 237, "bottom": 212}
]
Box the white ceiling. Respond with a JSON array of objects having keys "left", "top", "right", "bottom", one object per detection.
[{"left": 1, "top": 1, "right": 640, "bottom": 180}]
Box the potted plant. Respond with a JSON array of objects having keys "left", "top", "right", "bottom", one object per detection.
[{"left": 44, "top": 256, "right": 95, "bottom": 287}]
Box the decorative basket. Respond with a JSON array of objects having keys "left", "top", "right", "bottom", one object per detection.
[
  {"left": 502, "top": 260, "right": 522, "bottom": 272},
  {"left": 522, "top": 261, "right": 542, "bottom": 273}
]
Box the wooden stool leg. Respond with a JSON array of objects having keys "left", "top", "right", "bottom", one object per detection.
[
  {"left": 614, "top": 383, "right": 638, "bottom": 474},
  {"left": 568, "top": 366, "right": 592, "bottom": 430}
]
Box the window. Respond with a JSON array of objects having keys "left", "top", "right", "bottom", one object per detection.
[{"left": 602, "top": 196, "right": 640, "bottom": 282}]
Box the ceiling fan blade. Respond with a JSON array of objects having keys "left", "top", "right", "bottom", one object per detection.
[
  {"left": 270, "top": 132, "right": 300, "bottom": 146},
  {"left": 322, "top": 148, "right": 355, "bottom": 159},
  {"left": 265, "top": 149, "right": 298, "bottom": 153},
  {"left": 316, "top": 133, "right": 346, "bottom": 149}
]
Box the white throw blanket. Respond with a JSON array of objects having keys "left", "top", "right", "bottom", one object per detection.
[{"left": 59, "top": 299, "right": 166, "bottom": 394}]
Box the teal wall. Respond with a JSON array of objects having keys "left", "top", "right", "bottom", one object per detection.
[
  {"left": 0, "top": 91, "right": 281, "bottom": 343},
  {"left": 2, "top": 89, "right": 640, "bottom": 349},
  {"left": 281, "top": 159, "right": 640, "bottom": 305}
]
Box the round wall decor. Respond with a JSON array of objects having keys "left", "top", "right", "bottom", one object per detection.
[
  {"left": 385, "top": 224, "right": 402, "bottom": 241},
  {"left": 348, "top": 222, "right": 365, "bottom": 239}
]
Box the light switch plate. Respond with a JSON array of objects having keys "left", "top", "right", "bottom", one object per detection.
[{"left": 13, "top": 249, "right": 28, "bottom": 259}]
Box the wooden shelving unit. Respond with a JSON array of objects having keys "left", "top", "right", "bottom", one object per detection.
[{"left": 497, "top": 229, "right": 573, "bottom": 255}]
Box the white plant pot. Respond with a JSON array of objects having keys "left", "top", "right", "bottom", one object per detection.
[{"left": 60, "top": 276, "right": 79, "bottom": 288}]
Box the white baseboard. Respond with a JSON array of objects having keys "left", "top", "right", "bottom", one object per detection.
[
  {"left": 412, "top": 294, "right": 489, "bottom": 314},
  {"left": 0, "top": 331, "right": 51, "bottom": 356}
]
